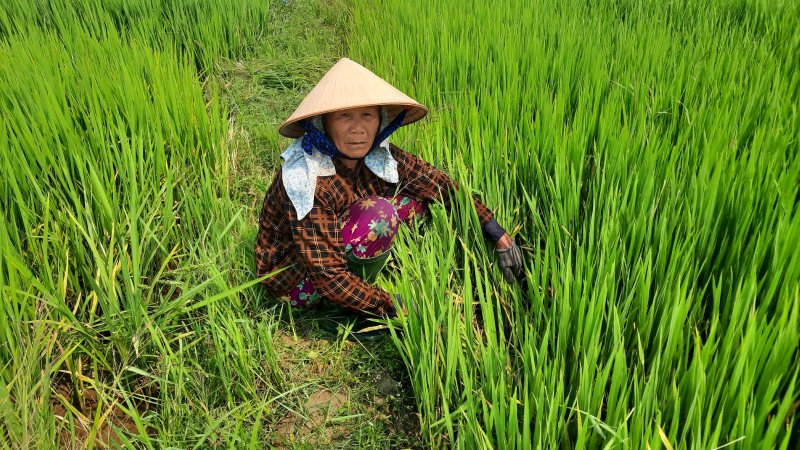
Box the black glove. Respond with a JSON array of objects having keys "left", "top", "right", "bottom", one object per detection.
[{"left": 496, "top": 240, "right": 523, "bottom": 283}]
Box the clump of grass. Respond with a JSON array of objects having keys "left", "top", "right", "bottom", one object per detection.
[
  {"left": 0, "top": 0, "right": 422, "bottom": 446},
  {"left": 0, "top": 0, "right": 272, "bottom": 72},
  {"left": 0, "top": 20, "right": 282, "bottom": 446},
  {"left": 0, "top": 1, "right": 312, "bottom": 447},
  {"left": 351, "top": 0, "right": 800, "bottom": 448},
  {"left": 3, "top": 0, "right": 798, "bottom": 447}
]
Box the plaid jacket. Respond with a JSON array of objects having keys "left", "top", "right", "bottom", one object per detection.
[{"left": 254, "top": 144, "right": 502, "bottom": 316}]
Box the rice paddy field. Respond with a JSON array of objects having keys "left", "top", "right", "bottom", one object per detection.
[{"left": 1, "top": 0, "right": 798, "bottom": 449}]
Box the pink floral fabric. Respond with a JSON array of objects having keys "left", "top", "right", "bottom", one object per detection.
[{"left": 287, "top": 194, "right": 425, "bottom": 307}]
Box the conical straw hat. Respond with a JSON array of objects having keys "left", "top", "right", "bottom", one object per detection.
[{"left": 278, "top": 58, "right": 428, "bottom": 138}]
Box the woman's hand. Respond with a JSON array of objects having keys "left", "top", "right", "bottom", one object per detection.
[{"left": 495, "top": 233, "right": 523, "bottom": 283}]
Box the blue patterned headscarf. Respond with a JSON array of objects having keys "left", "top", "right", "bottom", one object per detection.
[{"left": 300, "top": 108, "right": 408, "bottom": 158}]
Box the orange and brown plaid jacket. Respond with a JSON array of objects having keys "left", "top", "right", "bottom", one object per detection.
[{"left": 254, "top": 144, "right": 501, "bottom": 316}]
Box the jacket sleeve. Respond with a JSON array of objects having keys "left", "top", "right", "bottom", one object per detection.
[
  {"left": 287, "top": 188, "right": 396, "bottom": 316},
  {"left": 391, "top": 144, "right": 507, "bottom": 242}
]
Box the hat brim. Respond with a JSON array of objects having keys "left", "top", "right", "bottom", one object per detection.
[{"left": 279, "top": 103, "right": 427, "bottom": 139}]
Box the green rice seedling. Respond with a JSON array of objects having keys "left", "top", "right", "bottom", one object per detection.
[
  {"left": 2, "top": 0, "right": 797, "bottom": 447},
  {"left": 0, "top": 0, "right": 368, "bottom": 447},
  {"left": 0, "top": 9, "right": 289, "bottom": 447},
  {"left": 0, "top": 0, "right": 272, "bottom": 72},
  {"left": 355, "top": 0, "right": 800, "bottom": 448}
]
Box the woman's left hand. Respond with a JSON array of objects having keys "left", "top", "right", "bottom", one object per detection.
[{"left": 495, "top": 233, "right": 523, "bottom": 283}]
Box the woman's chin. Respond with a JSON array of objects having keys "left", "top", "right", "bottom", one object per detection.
[{"left": 340, "top": 145, "right": 370, "bottom": 159}]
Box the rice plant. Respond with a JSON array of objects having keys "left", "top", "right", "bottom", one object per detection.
[
  {"left": 2, "top": 0, "right": 798, "bottom": 448},
  {"left": 0, "top": 1, "right": 286, "bottom": 447},
  {"left": 353, "top": 0, "right": 800, "bottom": 448},
  {"left": 0, "top": 0, "right": 272, "bottom": 72}
]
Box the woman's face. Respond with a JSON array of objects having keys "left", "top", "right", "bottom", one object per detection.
[{"left": 323, "top": 106, "right": 381, "bottom": 159}]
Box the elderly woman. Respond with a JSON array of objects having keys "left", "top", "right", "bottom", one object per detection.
[{"left": 254, "top": 58, "right": 522, "bottom": 317}]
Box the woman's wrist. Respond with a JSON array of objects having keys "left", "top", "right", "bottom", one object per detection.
[
  {"left": 495, "top": 233, "right": 513, "bottom": 250},
  {"left": 482, "top": 218, "right": 506, "bottom": 243}
]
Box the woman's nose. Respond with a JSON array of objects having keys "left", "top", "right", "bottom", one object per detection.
[{"left": 350, "top": 122, "right": 367, "bottom": 134}]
